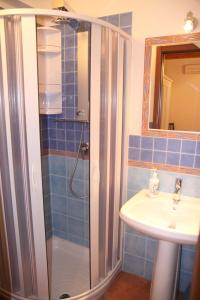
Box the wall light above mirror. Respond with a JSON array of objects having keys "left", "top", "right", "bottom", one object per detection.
[
  {"left": 183, "top": 12, "right": 198, "bottom": 33},
  {"left": 142, "top": 32, "right": 200, "bottom": 140}
]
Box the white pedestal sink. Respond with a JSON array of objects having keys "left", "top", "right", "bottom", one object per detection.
[{"left": 120, "top": 190, "right": 200, "bottom": 300}]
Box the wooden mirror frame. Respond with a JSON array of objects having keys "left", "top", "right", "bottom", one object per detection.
[{"left": 142, "top": 32, "right": 200, "bottom": 140}]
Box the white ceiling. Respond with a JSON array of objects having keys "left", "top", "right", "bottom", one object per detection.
[
  {"left": 0, "top": 0, "right": 74, "bottom": 10},
  {"left": 20, "top": 0, "right": 52, "bottom": 8},
  {"left": 0, "top": 0, "right": 30, "bottom": 8},
  {"left": 21, "top": 0, "right": 75, "bottom": 10}
]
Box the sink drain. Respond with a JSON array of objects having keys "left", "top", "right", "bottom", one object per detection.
[{"left": 59, "top": 294, "right": 71, "bottom": 299}]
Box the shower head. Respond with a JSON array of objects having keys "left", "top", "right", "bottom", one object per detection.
[
  {"left": 54, "top": 17, "right": 91, "bottom": 32},
  {"left": 53, "top": 4, "right": 91, "bottom": 32},
  {"left": 53, "top": 4, "right": 80, "bottom": 31},
  {"left": 54, "top": 17, "right": 80, "bottom": 31}
]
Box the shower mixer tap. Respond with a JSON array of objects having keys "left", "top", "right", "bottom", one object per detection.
[{"left": 80, "top": 143, "right": 89, "bottom": 157}]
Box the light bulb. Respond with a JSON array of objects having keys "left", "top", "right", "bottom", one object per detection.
[{"left": 184, "top": 19, "right": 194, "bottom": 33}]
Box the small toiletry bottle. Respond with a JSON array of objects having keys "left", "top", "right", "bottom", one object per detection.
[{"left": 148, "top": 169, "right": 159, "bottom": 197}]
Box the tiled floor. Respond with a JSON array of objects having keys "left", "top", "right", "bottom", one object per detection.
[
  {"left": 103, "top": 272, "right": 151, "bottom": 300},
  {"left": 103, "top": 272, "right": 184, "bottom": 300}
]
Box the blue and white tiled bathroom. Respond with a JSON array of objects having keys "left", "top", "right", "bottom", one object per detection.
[{"left": 0, "top": 1, "right": 200, "bottom": 300}]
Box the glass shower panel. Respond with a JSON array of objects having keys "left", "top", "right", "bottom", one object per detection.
[{"left": 37, "top": 15, "right": 91, "bottom": 299}]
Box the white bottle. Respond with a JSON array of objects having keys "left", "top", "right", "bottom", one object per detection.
[{"left": 148, "top": 169, "right": 159, "bottom": 197}]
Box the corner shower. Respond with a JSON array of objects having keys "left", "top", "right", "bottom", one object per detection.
[{"left": 0, "top": 8, "right": 131, "bottom": 300}]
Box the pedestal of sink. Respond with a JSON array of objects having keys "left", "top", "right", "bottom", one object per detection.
[
  {"left": 119, "top": 190, "right": 200, "bottom": 300},
  {"left": 120, "top": 190, "right": 200, "bottom": 300},
  {"left": 151, "top": 240, "right": 181, "bottom": 300}
]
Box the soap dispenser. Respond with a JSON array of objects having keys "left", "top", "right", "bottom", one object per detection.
[{"left": 148, "top": 169, "right": 159, "bottom": 197}]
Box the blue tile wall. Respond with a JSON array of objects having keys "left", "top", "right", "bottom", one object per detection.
[
  {"left": 123, "top": 166, "right": 200, "bottom": 292},
  {"left": 129, "top": 135, "right": 200, "bottom": 170},
  {"left": 40, "top": 11, "right": 132, "bottom": 243},
  {"left": 40, "top": 12, "right": 132, "bottom": 154},
  {"left": 39, "top": 21, "right": 89, "bottom": 153},
  {"left": 43, "top": 155, "right": 89, "bottom": 247},
  {"left": 39, "top": 11, "right": 199, "bottom": 293},
  {"left": 100, "top": 12, "right": 132, "bottom": 35},
  {"left": 49, "top": 156, "right": 89, "bottom": 246}
]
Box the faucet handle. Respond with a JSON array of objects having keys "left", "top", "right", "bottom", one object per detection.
[
  {"left": 175, "top": 178, "right": 182, "bottom": 191},
  {"left": 173, "top": 178, "right": 182, "bottom": 205}
]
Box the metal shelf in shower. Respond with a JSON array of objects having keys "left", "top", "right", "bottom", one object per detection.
[{"left": 54, "top": 118, "right": 89, "bottom": 123}]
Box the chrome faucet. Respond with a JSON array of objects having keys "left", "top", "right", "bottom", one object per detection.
[{"left": 173, "top": 178, "right": 182, "bottom": 204}]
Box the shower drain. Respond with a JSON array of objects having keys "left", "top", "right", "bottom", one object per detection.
[{"left": 59, "top": 293, "right": 71, "bottom": 299}]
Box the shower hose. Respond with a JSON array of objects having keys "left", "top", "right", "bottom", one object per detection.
[{"left": 69, "top": 122, "right": 88, "bottom": 199}]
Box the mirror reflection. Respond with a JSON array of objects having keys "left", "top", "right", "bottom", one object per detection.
[{"left": 149, "top": 42, "right": 200, "bottom": 132}]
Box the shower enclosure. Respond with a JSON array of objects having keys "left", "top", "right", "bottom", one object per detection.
[{"left": 0, "top": 8, "right": 131, "bottom": 300}]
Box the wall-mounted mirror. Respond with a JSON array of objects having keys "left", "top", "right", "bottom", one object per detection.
[{"left": 143, "top": 32, "right": 200, "bottom": 138}]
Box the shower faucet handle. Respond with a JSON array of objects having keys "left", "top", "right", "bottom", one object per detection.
[
  {"left": 80, "top": 142, "right": 89, "bottom": 153},
  {"left": 76, "top": 110, "right": 86, "bottom": 117}
]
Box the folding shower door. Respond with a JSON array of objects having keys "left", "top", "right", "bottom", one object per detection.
[
  {"left": 90, "top": 23, "right": 131, "bottom": 287},
  {"left": 0, "top": 15, "right": 49, "bottom": 300},
  {"left": 0, "top": 10, "right": 131, "bottom": 300}
]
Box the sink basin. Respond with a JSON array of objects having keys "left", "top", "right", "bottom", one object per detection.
[
  {"left": 120, "top": 189, "right": 200, "bottom": 244},
  {"left": 120, "top": 189, "right": 200, "bottom": 300}
]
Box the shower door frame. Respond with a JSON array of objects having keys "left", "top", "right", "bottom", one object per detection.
[
  {"left": 20, "top": 15, "right": 50, "bottom": 299},
  {"left": 0, "top": 13, "right": 49, "bottom": 300},
  {"left": 90, "top": 24, "right": 131, "bottom": 288},
  {"left": 0, "top": 8, "right": 131, "bottom": 300}
]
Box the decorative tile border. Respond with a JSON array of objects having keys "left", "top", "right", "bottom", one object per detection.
[
  {"left": 43, "top": 136, "right": 200, "bottom": 175},
  {"left": 42, "top": 149, "right": 89, "bottom": 160},
  {"left": 142, "top": 32, "right": 200, "bottom": 141},
  {"left": 128, "top": 160, "right": 200, "bottom": 176},
  {"left": 129, "top": 135, "right": 200, "bottom": 175},
  {"left": 132, "top": 32, "right": 200, "bottom": 175}
]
